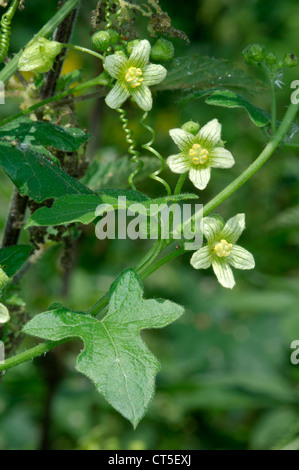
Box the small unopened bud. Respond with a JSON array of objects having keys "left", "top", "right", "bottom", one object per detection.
[
  {"left": 127, "top": 40, "right": 140, "bottom": 55},
  {"left": 265, "top": 52, "right": 277, "bottom": 65},
  {"left": 91, "top": 31, "right": 111, "bottom": 51},
  {"left": 150, "top": 38, "right": 175, "bottom": 62},
  {"left": 283, "top": 53, "right": 298, "bottom": 68},
  {"left": 242, "top": 43, "right": 265, "bottom": 65},
  {"left": 18, "top": 38, "right": 64, "bottom": 73},
  {"left": 109, "top": 29, "right": 120, "bottom": 45},
  {"left": 182, "top": 121, "right": 200, "bottom": 135}
]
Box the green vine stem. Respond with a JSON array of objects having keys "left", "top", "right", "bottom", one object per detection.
[
  {"left": 0, "top": 0, "right": 20, "bottom": 64},
  {"left": 0, "top": 101, "right": 298, "bottom": 374},
  {"left": 117, "top": 107, "right": 143, "bottom": 190},
  {"left": 174, "top": 173, "right": 187, "bottom": 195},
  {"left": 262, "top": 63, "right": 277, "bottom": 135},
  {"left": 0, "top": 0, "right": 81, "bottom": 83},
  {"left": 140, "top": 112, "right": 172, "bottom": 195},
  {"left": 62, "top": 43, "right": 104, "bottom": 61},
  {"left": 202, "top": 102, "right": 298, "bottom": 217}
]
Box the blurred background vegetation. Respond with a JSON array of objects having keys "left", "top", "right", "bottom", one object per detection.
[{"left": 1, "top": 0, "right": 299, "bottom": 450}]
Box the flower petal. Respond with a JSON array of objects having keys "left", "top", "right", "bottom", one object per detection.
[
  {"left": 131, "top": 84, "right": 153, "bottom": 111},
  {"left": 220, "top": 213, "right": 245, "bottom": 243},
  {"left": 229, "top": 245, "right": 255, "bottom": 270},
  {"left": 189, "top": 166, "right": 211, "bottom": 190},
  {"left": 0, "top": 303, "right": 10, "bottom": 323},
  {"left": 198, "top": 119, "right": 222, "bottom": 147},
  {"left": 129, "top": 39, "right": 151, "bottom": 68},
  {"left": 105, "top": 82, "right": 130, "bottom": 109},
  {"left": 201, "top": 216, "right": 224, "bottom": 243},
  {"left": 209, "top": 147, "right": 235, "bottom": 168},
  {"left": 167, "top": 154, "right": 191, "bottom": 174},
  {"left": 143, "top": 64, "right": 167, "bottom": 86},
  {"left": 190, "top": 246, "right": 212, "bottom": 269},
  {"left": 169, "top": 128, "right": 195, "bottom": 152},
  {"left": 212, "top": 259, "right": 235, "bottom": 289},
  {"left": 104, "top": 54, "right": 128, "bottom": 79}
]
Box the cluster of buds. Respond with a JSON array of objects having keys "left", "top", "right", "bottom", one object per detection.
[{"left": 242, "top": 43, "right": 298, "bottom": 69}]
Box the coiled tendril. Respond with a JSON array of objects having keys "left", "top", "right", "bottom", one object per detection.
[
  {"left": 117, "top": 107, "right": 143, "bottom": 190},
  {"left": 104, "top": 0, "right": 113, "bottom": 54},
  {"left": 140, "top": 112, "right": 172, "bottom": 195},
  {"left": 0, "top": 0, "right": 20, "bottom": 64}
]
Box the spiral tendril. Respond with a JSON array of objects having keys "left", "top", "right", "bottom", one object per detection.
[
  {"left": 0, "top": 0, "right": 20, "bottom": 64},
  {"left": 140, "top": 112, "right": 172, "bottom": 195},
  {"left": 117, "top": 108, "right": 143, "bottom": 190},
  {"left": 104, "top": 0, "right": 113, "bottom": 54}
]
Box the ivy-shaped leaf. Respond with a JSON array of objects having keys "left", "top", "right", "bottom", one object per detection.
[
  {"left": 156, "top": 55, "right": 265, "bottom": 95},
  {"left": 0, "top": 143, "right": 92, "bottom": 202},
  {"left": 205, "top": 90, "right": 271, "bottom": 127},
  {"left": 0, "top": 245, "right": 32, "bottom": 277},
  {"left": 26, "top": 190, "right": 199, "bottom": 227},
  {"left": 0, "top": 118, "right": 90, "bottom": 152},
  {"left": 23, "top": 269, "right": 185, "bottom": 427}
]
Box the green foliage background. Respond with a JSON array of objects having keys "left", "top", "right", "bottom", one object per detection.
[{"left": 0, "top": 0, "right": 299, "bottom": 450}]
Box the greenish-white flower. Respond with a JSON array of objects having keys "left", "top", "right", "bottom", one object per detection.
[
  {"left": 167, "top": 119, "right": 235, "bottom": 190},
  {"left": 0, "top": 303, "right": 10, "bottom": 324},
  {"left": 18, "top": 38, "right": 64, "bottom": 73},
  {"left": 190, "top": 214, "right": 255, "bottom": 289},
  {"left": 104, "top": 39, "right": 167, "bottom": 111}
]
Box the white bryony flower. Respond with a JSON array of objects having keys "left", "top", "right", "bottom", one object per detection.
[
  {"left": 167, "top": 119, "right": 235, "bottom": 190},
  {"left": 190, "top": 214, "right": 255, "bottom": 289},
  {"left": 104, "top": 39, "right": 167, "bottom": 111}
]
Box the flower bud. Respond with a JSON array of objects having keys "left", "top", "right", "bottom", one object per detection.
[
  {"left": 265, "top": 52, "right": 277, "bottom": 65},
  {"left": 283, "top": 53, "right": 298, "bottom": 68},
  {"left": 150, "top": 38, "right": 175, "bottom": 62},
  {"left": 109, "top": 29, "right": 120, "bottom": 45},
  {"left": 18, "top": 38, "right": 64, "bottom": 73},
  {"left": 91, "top": 31, "right": 111, "bottom": 51},
  {"left": 242, "top": 43, "right": 265, "bottom": 65},
  {"left": 0, "top": 303, "right": 10, "bottom": 324},
  {"left": 182, "top": 121, "right": 200, "bottom": 135},
  {"left": 113, "top": 44, "right": 127, "bottom": 55},
  {"left": 127, "top": 40, "right": 140, "bottom": 55}
]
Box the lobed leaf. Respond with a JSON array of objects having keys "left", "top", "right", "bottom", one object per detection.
[
  {"left": 22, "top": 269, "right": 185, "bottom": 427},
  {"left": 0, "top": 143, "right": 92, "bottom": 202},
  {"left": 27, "top": 190, "right": 199, "bottom": 227},
  {"left": 0, "top": 118, "right": 90, "bottom": 152}
]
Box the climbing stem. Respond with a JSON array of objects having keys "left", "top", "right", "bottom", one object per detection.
[
  {"left": 174, "top": 173, "right": 188, "bottom": 195},
  {"left": 262, "top": 63, "right": 277, "bottom": 135},
  {"left": 203, "top": 102, "right": 298, "bottom": 216},
  {"left": 62, "top": 43, "right": 104, "bottom": 60},
  {"left": 0, "top": 339, "right": 68, "bottom": 373}
]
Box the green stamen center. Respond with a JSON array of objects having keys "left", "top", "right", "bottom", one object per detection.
[
  {"left": 214, "top": 239, "right": 232, "bottom": 258},
  {"left": 189, "top": 143, "right": 209, "bottom": 165},
  {"left": 125, "top": 66, "right": 144, "bottom": 88}
]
